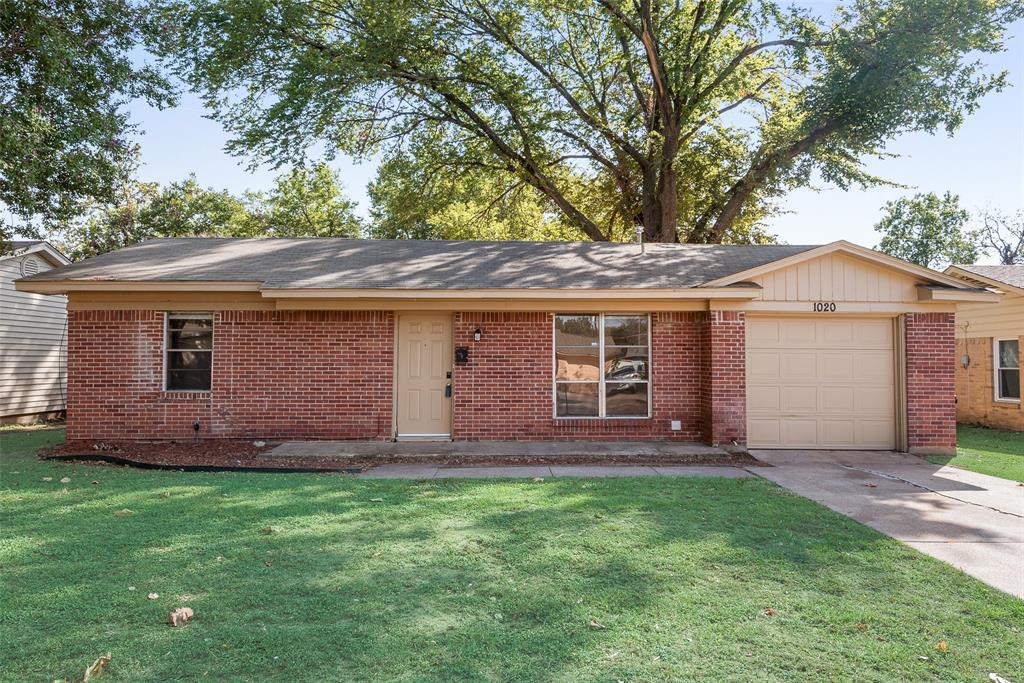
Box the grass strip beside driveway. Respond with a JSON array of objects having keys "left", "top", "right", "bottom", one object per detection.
[{"left": 925, "top": 425, "right": 1024, "bottom": 482}]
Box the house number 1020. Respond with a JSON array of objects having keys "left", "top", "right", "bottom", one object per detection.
[{"left": 813, "top": 302, "right": 837, "bottom": 312}]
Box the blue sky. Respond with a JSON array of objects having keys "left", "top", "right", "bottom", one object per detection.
[{"left": 125, "top": 16, "right": 1023, "bottom": 261}]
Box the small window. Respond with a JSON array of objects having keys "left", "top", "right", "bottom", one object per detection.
[
  {"left": 554, "top": 314, "right": 650, "bottom": 418},
  {"left": 995, "top": 338, "right": 1020, "bottom": 402},
  {"left": 166, "top": 314, "right": 213, "bottom": 391}
]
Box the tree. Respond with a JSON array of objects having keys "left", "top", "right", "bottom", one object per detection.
[
  {"left": 1, "top": 0, "right": 175, "bottom": 244},
  {"left": 874, "top": 192, "right": 977, "bottom": 269},
  {"left": 55, "top": 163, "right": 362, "bottom": 259},
  {"left": 245, "top": 165, "right": 362, "bottom": 238},
  {"left": 154, "top": 0, "right": 1021, "bottom": 243},
  {"left": 978, "top": 209, "right": 1024, "bottom": 264}
]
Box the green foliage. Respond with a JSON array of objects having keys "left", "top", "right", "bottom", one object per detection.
[
  {"left": 0, "top": 0, "right": 176, "bottom": 242},
  {"left": 874, "top": 192, "right": 977, "bottom": 269},
  {"left": 153, "top": 0, "right": 1021, "bottom": 243},
  {"left": 55, "top": 162, "right": 362, "bottom": 259}
]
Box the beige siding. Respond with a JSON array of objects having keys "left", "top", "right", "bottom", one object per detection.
[
  {"left": 955, "top": 290, "right": 1024, "bottom": 339},
  {"left": 0, "top": 255, "right": 67, "bottom": 417},
  {"left": 753, "top": 253, "right": 922, "bottom": 303}
]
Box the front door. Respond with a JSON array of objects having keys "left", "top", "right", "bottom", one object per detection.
[{"left": 396, "top": 313, "right": 453, "bottom": 438}]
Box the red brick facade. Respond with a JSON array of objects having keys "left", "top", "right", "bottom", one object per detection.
[
  {"left": 700, "top": 310, "right": 747, "bottom": 447},
  {"left": 65, "top": 307, "right": 957, "bottom": 452},
  {"left": 451, "top": 311, "right": 706, "bottom": 440},
  {"left": 905, "top": 312, "right": 957, "bottom": 453},
  {"left": 67, "top": 310, "right": 394, "bottom": 441}
]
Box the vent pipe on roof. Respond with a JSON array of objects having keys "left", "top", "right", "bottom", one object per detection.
[{"left": 635, "top": 226, "right": 644, "bottom": 254}]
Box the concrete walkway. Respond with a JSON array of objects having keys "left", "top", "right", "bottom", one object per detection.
[
  {"left": 269, "top": 440, "right": 728, "bottom": 458},
  {"left": 359, "top": 464, "right": 751, "bottom": 479},
  {"left": 750, "top": 450, "right": 1024, "bottom": 598}
]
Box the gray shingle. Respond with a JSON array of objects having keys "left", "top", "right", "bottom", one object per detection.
[
  {"left": 20, "top": 238, "right": 819, "bottom": 289},
  {"left": 950, "top": 264, "right": 1024, "bottom": 289}
]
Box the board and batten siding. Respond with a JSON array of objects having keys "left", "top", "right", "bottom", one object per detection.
[
  {"left": 751, "top": 253, "right": 921, "bottom": 303},
  {"left": 0, "top": 254, "right": 68, "bottom": 418}
]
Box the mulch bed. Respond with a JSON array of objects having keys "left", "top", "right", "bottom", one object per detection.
[{"left": 40, "top": 439, "right": 759, "bottom": 473}]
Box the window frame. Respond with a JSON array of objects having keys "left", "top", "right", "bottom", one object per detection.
[
  {"left": 552, "top": 313, "right": 652, "bottom": 419},
  {"left": 993, "top": 337, "right": 1020, "bottom": 403},
  {"left": 164, "top": 312, "right": 214, "bottom": 393}
]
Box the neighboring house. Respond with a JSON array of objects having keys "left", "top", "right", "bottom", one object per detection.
[
  {"left": 944, "top": 264, "right": 1023, "bottom": 432},
  {"left": 16, "top": 238, "right": 999, "bottom": 454},
  {"left": 1, "top": 241, "right": 71, "bottom": 423}
]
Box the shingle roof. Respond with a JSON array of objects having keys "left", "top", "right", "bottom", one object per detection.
[
  {"left": 949, "top": 264, "right": 1024, "bottom": 290},
  {"left": 19, "top": 238, "right": 819, "bottom": 290}
]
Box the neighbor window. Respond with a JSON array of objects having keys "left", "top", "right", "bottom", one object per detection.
[
  {"left": 995, "top": 338, "right": 1020, "bottom": 402},
  {"left": 166, "top": 313, "right": 213, "bottom": 391},
  {"left": 554, "top": 314, "right": 650, "bottom": 418}
]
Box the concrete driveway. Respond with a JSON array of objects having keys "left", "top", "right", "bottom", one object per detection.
[{"left": 750, "top": 450, "right": 1024, "bottom": 598}]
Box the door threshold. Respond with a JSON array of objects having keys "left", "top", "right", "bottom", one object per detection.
[{"left": 396, "top": 434, "right": 453, "bottom": 442}]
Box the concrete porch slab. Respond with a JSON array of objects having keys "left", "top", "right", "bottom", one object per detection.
[{"left": 268, "top": 440, "right": 728, "bottom": 459}]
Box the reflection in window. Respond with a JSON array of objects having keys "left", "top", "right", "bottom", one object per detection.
[
  {"left": 554, "top": 314, "right": 650, "bottom": 417},
  {"left": 996, "top": 339, "right": 1020, "bottom": 401},
  {"left": 166, "top": 314, "right": 213, "bottom": 391}
]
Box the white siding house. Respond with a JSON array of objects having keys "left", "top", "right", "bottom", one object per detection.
[{"left": 1, "top": 241, "right": 71, "bottom": 422}]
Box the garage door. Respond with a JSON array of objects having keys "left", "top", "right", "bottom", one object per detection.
[{"left": 747, "top": 318, "right": 896, "bottom": 449}]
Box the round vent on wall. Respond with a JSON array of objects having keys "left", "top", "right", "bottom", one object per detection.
[{"left": 21, "top": 256, "right": 40, "bottom": 277}]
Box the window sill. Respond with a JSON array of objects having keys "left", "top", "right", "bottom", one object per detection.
[
  {"left": 160, "top": 391, "right": 213, "bottom": 401},
  {"left": 993, "top": 398, "right": 1021, "bottom": 405}
]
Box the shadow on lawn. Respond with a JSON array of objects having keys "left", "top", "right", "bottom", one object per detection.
[{"left": 3, "top": 454, "right": 1020, "bottom": 681}]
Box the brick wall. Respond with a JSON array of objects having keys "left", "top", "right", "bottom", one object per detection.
[
  {"left": 452, "top": 311, "right": 705, "bottom": 440},
  {"left": 700, "top": 310, "right": 746, "bottom": 446},
  {"left": 955, "top": 336, "right": 1023, "bottom": 431},
  {"left": 66, "top": 310, "right": 394, "bottom": 441},
  {"left": 905, "top": 312, "right": 957, "bottom": 453}
]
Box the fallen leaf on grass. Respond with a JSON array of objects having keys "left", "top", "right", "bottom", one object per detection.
[
  {"left": 91, "top": 481, "right": 99, "bottom": 485},
  {"left": 259, "top": 526, "right": 277, "bottom": 535},
  {"left": 762, "top": 607, "right": 775, "bottom": 617},
  {"left": 168, "top": 607, "right": 194, "bottom": 627},
  {"left": 113, "top": 509, "right": 134, "bottom": 517},
  {"left": 917, "top": 656, "right": 930, "bottom": 661},
  {"left": 588, "top": 619, "right": 607, "bottom": 630},
  {"left": 856, "top": 622, "right": 869, "bottom": 631},
  {"left": 936, "top": 641, "right": 948, "bottom": 651},
  {"left": 82, "top": 653, "right": 111, "bottom": 681},
  {"left": 264, "top": 560, "right": 273, "bottom": 567},
  {"left": 593, "top": 513, "right": 604, "bottom": 519},
  {"left": 128, "top": 586, "right": 136, "bottom": 591},
  {"left": 60, "top": 477, "right": 71, "bottom": 483},
  {"left": 159, "top": 492, "right": 171, "bottom": 498},
  {"left": 370, "top": 498, "right": 384, "bottom": 502},
  {"left": 147, "top": 593, "right": 159, "bottom": 600},
  {"left": 42, "top": 477, "right": 52, "bottom": 482},
  {"left": 532, "top": 477, "right": 544, "bottom": 483}
]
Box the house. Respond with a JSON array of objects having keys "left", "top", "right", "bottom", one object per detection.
[
  {"left": 944, "top": 264, "right": 1022, "bottom": 431},
  {"left": 15, "top": 238, "right": 1000, "bottom": 454},
  {"left": 1, "top": 240, "right": 71, "bottom": 423}
]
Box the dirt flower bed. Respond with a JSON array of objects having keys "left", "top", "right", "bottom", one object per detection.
[{"left": 40, "top": 439, "right": 758, "bottom": 472}]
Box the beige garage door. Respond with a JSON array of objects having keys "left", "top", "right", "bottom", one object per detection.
[{"left": 747, "top": 318, "right": 896, "bottom": 449}]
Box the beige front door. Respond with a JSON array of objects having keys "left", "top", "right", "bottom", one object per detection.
[
  {"left": 746, "top": 317, "right": 897, "bottom": 449},
  {"left": 396, "top": 313, "right": 453, "bottom": 438}
]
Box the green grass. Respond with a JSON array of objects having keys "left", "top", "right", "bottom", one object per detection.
[
  {"left": 2, "top": 429, "right": 1022, "bottom": 682},
  {"left": 924, "top": 425, "right": 1024, "bottom": 482}
]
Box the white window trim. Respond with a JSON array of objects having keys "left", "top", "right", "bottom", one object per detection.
[
  {"left": 164, "top": 312, "right": 215, "bottom": 392},
  {"left": 552, "top": 313, "right": 652, "bottom": 419},
  {"left": 993, "top": 337, "right": 1020, "bottom": 403}
]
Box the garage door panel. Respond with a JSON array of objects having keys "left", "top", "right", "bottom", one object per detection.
[
  {"left": 747, "top": 317, "right": 896, "bottom": 449},
  {"left": 854, "top": 386, "right": 894, "bottom": 414},
  {"left": 748, "top": 419, "right": 781, "bottom": 446},
  {"left": 781, "top": 419, "right": 818, "bottom": 445},
  {"left": 821, "top": 419, "right": 855, "bottom": 446},
  {"left": 748, "top": 351, "right": 781, "bottom": 380},
  {"left": 782, "top": 352, "right": 817, "bottom": 378},
  {"left": 820, "top": 386, "right": 855, "bottom": 412},
  {"left": 748, "top": 386, "right": 780, "bottom": 412},
  {"left": 818, "top": 352, "right": 855, "bottom": 380}
]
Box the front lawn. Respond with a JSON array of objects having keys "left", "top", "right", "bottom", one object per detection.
[
  {"left": 2, "top": 429, "right": 1022, "bottom": 682},
  {"left": 925, "top": 424, "right": 1024, "bottom": 482}
]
